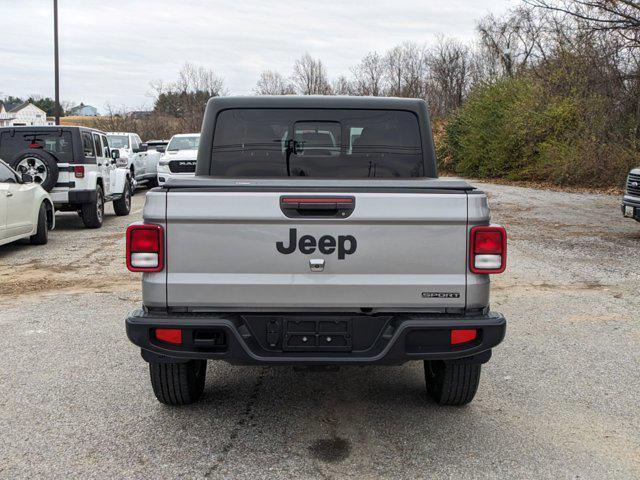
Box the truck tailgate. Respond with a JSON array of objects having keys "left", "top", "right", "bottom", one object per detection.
[{"left": 165, "top": 189, "right": 468, "bottom": 310}]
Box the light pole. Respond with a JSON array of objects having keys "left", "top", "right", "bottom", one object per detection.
[{"left": 54, "top": 0, "right": 60, "bottom": 124}]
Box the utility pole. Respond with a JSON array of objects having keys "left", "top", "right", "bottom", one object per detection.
[{"left": 54, "top": 0, "right": 60, "bottom": 124}]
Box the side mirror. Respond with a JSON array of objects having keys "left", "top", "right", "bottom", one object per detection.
[
  {"left": 111, "top": 149, "right": 120, "bottom": 160},
  {"left": 21, "top": 173, "right": 33, "bottom": 183},
  {"left": 137, "top": 144, "right": 148, "bottom": 153}
]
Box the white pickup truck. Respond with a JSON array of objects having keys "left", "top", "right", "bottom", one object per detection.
[
  {"left": 125, "top": 97, "right": 507, "bottom": 407},
  {"left": 107, "top": 132, "right": 160, "bottom": 189},
  {"left": 156, "top": 133, "right": 199, "bottom": 186}
]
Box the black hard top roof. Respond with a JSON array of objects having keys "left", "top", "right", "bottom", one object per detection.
[{"left": 206, "top": 95, "right": 427, "bottom": 111}]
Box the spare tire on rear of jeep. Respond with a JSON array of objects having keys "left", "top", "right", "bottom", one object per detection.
[{"left": 9, "top": 149, "right": 59, "bottom": 192}]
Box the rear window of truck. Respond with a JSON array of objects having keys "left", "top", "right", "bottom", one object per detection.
[
  {"left": 0, "top": 130, "right": 74, "bottom": 163},
  {"left": 211, "top": 109, "right": 423, "bottom": 178}
]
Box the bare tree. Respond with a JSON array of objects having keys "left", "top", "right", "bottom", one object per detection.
[
  {"left": 254, "top": 70, "right": 296, "bottom": 95},
  {"left": 332, "top": 75, "right": 353, "bottom": 95},
  {"left": 426, "top": 38, "right": 473, "bottom": 117},
  {"left": 477, "top": 7, "right": 548, "bottom": 77},
  {"left": 384, "top": 43, "right": 429, "bottom": 98},
  {"left": 292, "top": 53, "right": 332, "bottom": 95},
  {"left": 527, "top": 1, "right": 640, "bottom": 48},
  {"left": 351, "top": 52, "right": 386, "bottom": 96}
]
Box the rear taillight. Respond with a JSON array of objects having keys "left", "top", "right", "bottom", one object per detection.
[
  {"left": 126, "top": 224, "right": 164, "bottom": 272},
  {"left": 73, "top": 165, "right": 85, "bottom": 178},
  {"left": 469, "top": 225, "right": 507, "bottom": 274}
]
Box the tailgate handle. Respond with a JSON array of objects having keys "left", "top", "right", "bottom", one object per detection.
[{"left": 280, "top": 196, "right": 355, "bottom": 218}]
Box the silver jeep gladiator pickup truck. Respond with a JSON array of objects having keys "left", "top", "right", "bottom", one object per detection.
[{"left": 125, "top": 96, "right": 507, "bottom": 407}]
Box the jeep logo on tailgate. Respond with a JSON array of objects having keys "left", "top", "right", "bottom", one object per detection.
[{"left": 276, "top": 228, "right": 357, "bottom": 259}]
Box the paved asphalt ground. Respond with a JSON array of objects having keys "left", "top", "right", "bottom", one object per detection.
[{"left": 0, "top": 182, "right": 638, "bottom": 479}]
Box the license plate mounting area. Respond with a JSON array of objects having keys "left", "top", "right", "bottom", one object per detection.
[{"left": 283, "top": 318, "right": 353, "bottom": 352}]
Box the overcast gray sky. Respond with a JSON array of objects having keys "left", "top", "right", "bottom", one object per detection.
[{"left": 1, "top": 0, "right": 516, "bottom": 112}]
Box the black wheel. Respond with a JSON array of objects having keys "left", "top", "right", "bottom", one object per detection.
[
  {"left": 81, "top": 185, "right": 104, "bottom": 228},
  {"left": 10, "top": 150, "right": 59, "bottom": 192},
  {"left": 149, "top": 360, "right": 207, "bottom": 406},
  {"left": 147, "top": 176, "right": 158, "bottom": 189},
  {"left": 424, "top": 361, "right": 481, "bottom": 406},
  {"left": 113, "top": 179, "right": 131, "bottom": 216},
  {"left": 29, "top": 203, "right": 48, "bottom": 245}
]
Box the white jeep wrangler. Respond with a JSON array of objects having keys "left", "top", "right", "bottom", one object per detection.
[{"left": 0, "top": 126, "right": 132, "bottom": 228}]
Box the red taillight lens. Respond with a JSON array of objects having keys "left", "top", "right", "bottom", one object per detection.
[
  {"left": 155, "top": 328, "right": 182, "bottom": 344},
  {"left": 126, "top": 224, "right": 164, "bottom": 272},
  {"left": 451, "top": 329, "right": 477, "bottom": 345},
  {"left": 474, "top": 231, "right": 503, "bottom": 254},
  {"left": 470, "top": 226, "right": 506, "bottom": 274},
  {"left": 130, "top": 228, "right": 160, "bottom": 252},
  {"left": 73, "top": 165, "right": 85, "bottom": 178}
]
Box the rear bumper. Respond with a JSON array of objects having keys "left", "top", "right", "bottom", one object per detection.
[
  {"left": 53, "top": 189, "right": 97, "bottom": 207},
  {"left": 125, "top": 310, "right": 506, "bottom": 365}
]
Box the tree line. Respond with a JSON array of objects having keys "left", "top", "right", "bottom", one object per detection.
[{"left": 100, "top": 0, "right": 640, "bottom": 187}]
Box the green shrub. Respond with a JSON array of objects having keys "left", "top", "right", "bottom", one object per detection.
[{"left": 440, "top": 75, "right": 639, "bottom": 188}]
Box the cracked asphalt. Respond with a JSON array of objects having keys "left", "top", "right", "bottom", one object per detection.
[{"left": 0, "top": 182, "right": 639, "bottom": 479}]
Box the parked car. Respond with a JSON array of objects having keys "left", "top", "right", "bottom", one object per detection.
[
  {"left": 107, "top": 132, "right": 156, "bottom": 189},
  {"left": 622, "top": 167, "right": 640, "bottom": 222},
  {"left": 125, "top": 96, "right": 507, "bottom": 407},
  {"left": 0, "top": 126, "right": 132, "bottom": 229},
  {"left": 156, "top": 133, "right": 199, "bottom": 186},
  {"left": 0, "top": 158, "right": 54, "bottom": 246}
]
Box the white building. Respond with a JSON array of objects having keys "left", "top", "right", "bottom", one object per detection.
[
  {"left": 0, "top": 101, "right": 51, "bottom": 126},
  {"left": 0, "top": 101, "right": 13, "bottom": 127}
]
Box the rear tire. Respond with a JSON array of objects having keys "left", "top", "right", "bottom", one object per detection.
[
  {"left": 81, "top": 185, "right": 104, "bottom": 228},
  {"left": 129, "top": 168, "right": 137, "bottom": 195},
  {"left": 424, "top": 360, "right": 481, "bottom": 406},
  {"left": 149, "top": 360, "right": 207, "bottom": 406},
  {"left": 113, "top": 180, "right": 131, "bottom": 216},
  {"left": 29, "top": 203, "right": 48, "bottom": 245}
]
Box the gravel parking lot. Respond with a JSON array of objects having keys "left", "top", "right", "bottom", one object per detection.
[{"left": 1, "top": 182, "right": 638, "bottom": 479}]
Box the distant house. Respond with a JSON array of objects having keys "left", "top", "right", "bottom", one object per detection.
[
  {"left": 0, "top": 101, "right": 48, "bottom": 126},
  {"left": 68, "top": 103, "right": 98, "bottom": 116},
  {"left": 0, "top": 101, "right": 14, "bottom": 127}
]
